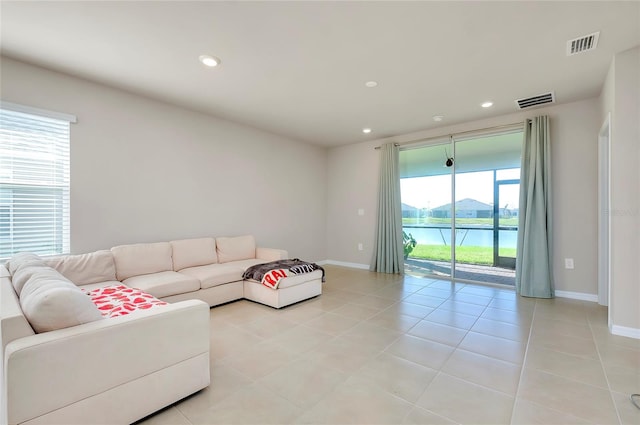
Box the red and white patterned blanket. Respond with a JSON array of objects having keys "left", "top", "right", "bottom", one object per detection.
[
  {"left": 260, "top": 269, "right": 290, "bottom": 289},
  {"left": 83, "top": 285, "right": 168, "bottom": 318},
  {"left": 243, "top": 259, "right": 325, "bottom": 290}
]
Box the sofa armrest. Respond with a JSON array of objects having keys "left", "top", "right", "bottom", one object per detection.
[
  {"left": 256, "top": 247, "right": 288, "bottom": 262},
  {"left": 0, "top": 277, "right": 35, "bottom": 355},
  {"left": 3, "top": 300, "right": 210, "bottom": 425}
]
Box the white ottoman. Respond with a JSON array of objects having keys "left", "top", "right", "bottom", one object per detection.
[{"left": 243, "top": 270, "right": 323, "bottom": 308}]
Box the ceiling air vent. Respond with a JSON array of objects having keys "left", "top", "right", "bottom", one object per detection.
[
  {"left": 515, "top": 92, "right": 555, "bottom": 110},
  {"left": 567, "top": 32, "right": 600, "bottom": 56}
]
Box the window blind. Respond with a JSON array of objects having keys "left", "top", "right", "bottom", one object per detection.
[{"left": 0, "top": 107, "right": 71, "bottom": 259}]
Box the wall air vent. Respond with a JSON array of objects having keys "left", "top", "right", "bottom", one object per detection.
[
  {"left": 567, "top": 32, "right": 600, "bottom": 56},
  {"left": 515, "top": 92, "right": 555, "bottom": 110}
]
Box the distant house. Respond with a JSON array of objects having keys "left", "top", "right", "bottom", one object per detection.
[
  {"left": 402, "top": 203, "right": 420, "bottom": 218},
  {"left": 431, "top": 198, "right": 493, "bottom": 219}
]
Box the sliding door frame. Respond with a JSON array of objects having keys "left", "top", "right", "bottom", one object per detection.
[
  {"left": 493, "top": 178, "right": 519, "bottom": 269},
  {"left": 399, "top": 123, "right": 524, "bottom": 286}
]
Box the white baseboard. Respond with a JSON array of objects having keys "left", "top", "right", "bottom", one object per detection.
[
  {"left": 610, "top": 324, "right": 640, "bottom": 340},
  {"left": 555, "top": 290, "right": 598, "bottom": 303},
  {"left": 320, "top": 260, "right": 370, "bottom": 270}
]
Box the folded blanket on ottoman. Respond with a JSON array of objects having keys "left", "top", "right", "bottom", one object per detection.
[{"left": 243, "top": 259, "right": 325, "bottom": 289}]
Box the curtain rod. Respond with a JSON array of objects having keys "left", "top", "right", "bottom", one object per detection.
[{"left": 374, "top": 122, "right": 523, "bottom": 149}]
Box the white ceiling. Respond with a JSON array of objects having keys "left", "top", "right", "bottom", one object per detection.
[{"left": 1, "top": 1, "right": 639, "bottom": 147}]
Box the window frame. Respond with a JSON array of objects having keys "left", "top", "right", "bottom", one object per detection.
[{"left": 0, "top": 101, "right": 76, "bottom": 260}]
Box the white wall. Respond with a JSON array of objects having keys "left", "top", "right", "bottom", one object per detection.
[
  {"left": 0, "top": 57, "right": 328, "bottom": 261},
  {"left": 326, "top": 139, "right": 381, "bottom": 268},
  {"left": 0, "top": 55, "right": 620, "bottom": 304},
  {"left": 600, "top": 46, "right": 640, "bottom": 335},
  {"left": 327, "top": 98, "right": 601, "bottom": 296}
]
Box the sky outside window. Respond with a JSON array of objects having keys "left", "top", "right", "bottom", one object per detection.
[{"left": 401, "top": 168, "right": 520, "bottom": 211}]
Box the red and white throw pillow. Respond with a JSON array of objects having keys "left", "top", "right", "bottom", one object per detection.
[{"left": 84, "top": 285, "right": 167, "bottom": 318}]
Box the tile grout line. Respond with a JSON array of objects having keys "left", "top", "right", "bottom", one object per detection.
[
  {"left": 180, "top": 268, "right": 629, "bottom": 425},
  {"left": 396, "top": 280, "right": 499, "bottom": 424},
  {"left": 509, "top": 296, "right": 538, "bottom": 424},
  {"left": 587, "top": 308, "right": 625, "bottom": 425}
]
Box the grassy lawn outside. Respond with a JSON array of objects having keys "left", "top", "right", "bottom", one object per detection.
[{"left": 409, "top": 244, "right": 517, "bottom": 266}]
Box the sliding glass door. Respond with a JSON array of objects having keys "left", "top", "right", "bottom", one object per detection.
[
  {"left": 400, "top": 128, "right": 523, "bottom": 286},
  {"left": 400, "top": 138, "right": 452, "bottom": 278}
]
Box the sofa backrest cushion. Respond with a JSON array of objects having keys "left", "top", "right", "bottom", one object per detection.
[
  {"left": 216, "top": 235, "right": 256, "bottom": 264},
  {"left": 170, "top": 238, "right": 217, "bottom": 271},
  {"left": 1, "top": 276, "right": 36, "bottom": 350},
  {"left": 44, "top": 250, "right": 117, "bottom": 286},
  {"left": 111, "top": 242, "right": 173, "bottom": 281},
  {"left": 6, "top": 252, "right": 45, "bottom": 275},
  {"left": 19, "top": 274, "right": 103, "bottom": 333},
  {"left": 11, "top": 266, "right": 62, "bottom": 296}
]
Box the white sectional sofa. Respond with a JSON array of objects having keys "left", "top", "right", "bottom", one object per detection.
[
  {"left": 60, "top": 234, "right": 322, "bottom": 309},
  {"left": 0, "top": 263, "right": 210, "bottom": 425},
  {"left": 0, "top": 235, "right": 322, "bottom": 425}
]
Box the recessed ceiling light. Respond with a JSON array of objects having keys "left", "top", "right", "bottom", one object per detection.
[
  {"left": 199, "top": 55, "right": 221, "bottom": 67},
  {"left": 433, "top": 115, "right": 444, "bottom": 122},
  {"left": 365, "top": 81, "right": 378, "bottom": 88},
  {"left": 362, "top": 128, "right": 372, "bottom": 134},
  {"left": 481, "top": 101, "right": 493, "bottom": 108}
]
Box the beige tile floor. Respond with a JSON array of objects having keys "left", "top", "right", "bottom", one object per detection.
[{"left": 139, "top": 265, "right": 640, "bottom": 425}]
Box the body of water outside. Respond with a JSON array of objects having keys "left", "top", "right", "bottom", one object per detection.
[{"left": 403, "top": 225, "right": 517, "bottom": 249}]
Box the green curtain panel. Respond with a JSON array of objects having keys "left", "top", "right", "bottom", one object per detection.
[
  {"left": 516, "top": 116, "right": 554, "bottom": 298},
  {"left": 370, "top": 143, "right": 404, "bottom": 274}
]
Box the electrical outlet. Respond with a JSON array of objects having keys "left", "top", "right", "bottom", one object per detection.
[
  {"left": 358, "top": 209, "right": 365, "bottom": 216},
  {"left": 358, "top": 243, "right": 363, "bottom": 251},
  {"left": 565, "top": 258, "right": 574, "bottom": 269}
]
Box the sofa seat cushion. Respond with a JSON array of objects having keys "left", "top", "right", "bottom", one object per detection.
[
  {"left": 78, "top": 281, "right": 124, "bottom": 292},
  {"left": 178, "top": 264, "right": 244, "bottom": 289},
  {"left": 123, "top": 271, "right": 200, "bottom": 299},
  {"left": 84, "top": 285, "right": 168, "bottom": 318}
]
